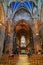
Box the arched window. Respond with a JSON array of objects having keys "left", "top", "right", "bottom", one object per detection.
[
  {"left": 21, "top": 36, "right": 26, "bottom": 47},
  {"left": 21, "top": 36, "right": 26, "bottom": 44}
]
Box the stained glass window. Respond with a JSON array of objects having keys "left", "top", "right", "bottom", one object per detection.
[{"left": 21, "top": 36, "right": 26, "bottom": 44}]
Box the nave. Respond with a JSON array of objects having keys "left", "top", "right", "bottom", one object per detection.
[{"left": 0, "top": 1, "right": 43, "bottom": 65}]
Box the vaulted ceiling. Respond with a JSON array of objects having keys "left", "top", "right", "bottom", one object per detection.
[
  {"left": 0, "top": 0, "right": 43, "bottom": 23},
  {"left": 1, "top": 0, "right": 43, "bottom": 20}
]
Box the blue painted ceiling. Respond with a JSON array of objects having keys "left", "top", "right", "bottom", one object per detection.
[{"left": 11, "top": 1, "right": 33, "bottom": 12}]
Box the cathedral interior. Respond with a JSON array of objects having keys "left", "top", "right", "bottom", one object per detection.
[{"left": 0, "top": 0, "right": 43, "bottom": 65}]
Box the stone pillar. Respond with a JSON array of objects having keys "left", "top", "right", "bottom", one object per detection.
[
  {"left": 38, "top": 0, "right": 42, "bottom": 16},
  {"left": 34, "top": 19, "right": 42, "bottom": 53},
  {"left": 0, "top": 26, "right": 5, "bottom": 55},
  {"left": 13, "top": 32, "right": 17, "bottom": 54},
  {"left": 0, "top": 2, "right": 5, "bottom": 55},
  {"left": 4, "top": 35, "right": 13, "bottom": 54},
  {"left": 30, "top": 34, "right": 34, "bottom": 53},
  {"left": 3, "top": 20, "right": 13, "bottom": 54}
]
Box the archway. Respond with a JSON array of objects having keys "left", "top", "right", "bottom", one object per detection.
[
  {"left": 13, "top": 19, "right": 34, "bottom": 54},
  {"left": 12, "top": 7, "right": 32, "bottom": 22}
]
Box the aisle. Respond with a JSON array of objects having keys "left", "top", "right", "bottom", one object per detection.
[{"left": 16, "top": 54, "right": 31, "bottom": 65}]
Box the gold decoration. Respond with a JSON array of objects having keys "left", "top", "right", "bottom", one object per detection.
[
  {"left": 0, "top": 2, "right": 4, "bottom": 29},
  {"left": 35, "top": 19, "right": 40, "bottom": 35},
  {"left": 5, "top": 21, "right": 11, "bottom": 35}
]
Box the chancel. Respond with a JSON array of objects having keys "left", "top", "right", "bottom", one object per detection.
[{"left": 0, "top": 0, "right": 43, "bottom": 65}]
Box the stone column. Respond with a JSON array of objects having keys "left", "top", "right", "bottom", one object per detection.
[
  {"left": 3, "top": 20, "right": 13, "bottom": 54},
  {"left": 4, "top": 34, "right": 13, "bottom": 54},
  {"left": 29, "top": 34, "right": 34, "bottom": 53},
  {"left": 34, "top": 19, "right": 42, "bottom": 53},
  {"left": 0, "top": 26, "right": 5, "bottom": 55},
  {"left": 0, "top": 2, "right": 5, "bottom": 55},
  {"left": 13, "top": 32, "right": 17, "bottom": 54}
]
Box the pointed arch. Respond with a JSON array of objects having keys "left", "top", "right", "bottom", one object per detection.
[{"left": 12, "top": 7, "right": 32, "bottom": 21}]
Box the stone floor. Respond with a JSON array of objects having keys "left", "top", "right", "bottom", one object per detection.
[
  {"left": 0, "top": 54, "right": 43, "bottom": 65},
  {"left": 16, "top": 54, "right": 31, "bottom": 65}
]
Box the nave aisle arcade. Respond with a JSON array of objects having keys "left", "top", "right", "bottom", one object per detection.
[{"left": 0, "top": 0, "right": 43, "bottom": 55}]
